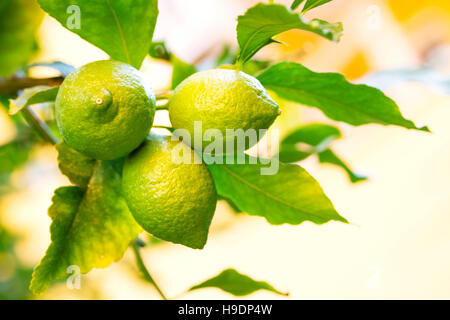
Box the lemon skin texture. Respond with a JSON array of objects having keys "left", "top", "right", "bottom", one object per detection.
[
  {"left": 168, "top": 69, "right": 280, "bottom": 153},
  {"left": 122, "top": 134, "right": 217, "bottom": 249},
  {"left": 55, "top": 60, "right": 156, "bottom": 160}
]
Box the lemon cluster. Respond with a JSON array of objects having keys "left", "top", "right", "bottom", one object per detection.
[{"left": 55, "top": 60, "right": 280, "bottom": 249}]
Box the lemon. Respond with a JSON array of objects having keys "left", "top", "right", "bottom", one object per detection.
[
  {"left": 168, "top": 69, "right": 280, "bottom": 153},
  {"left": 55, "top": 60, "right": 156, "bottom": 160},
  {"left": 122, "top": 134, "right": 217, "bottom": 249}
]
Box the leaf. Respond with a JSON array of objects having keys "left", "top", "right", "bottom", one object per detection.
[
  {"left": 279, "top": 123, "right": 341, "bottom": 162},
  {"left": 302, "top": 0, "right": 333, "bottom": 13},
  {"left": 30, "top": 160, "right": 141, "bottom": 294},
  {"left": 56, "top": 141, "right": 96, "bottom": 188},
  {"left": 291, "top": 0, "right": 305, "bottom": 10},
  {"left": 37, "top": 0, "right": 159, "bottom": 69},
  {"left": 258, "top": 62, "right": 429, "bottom": 131},
  {"left": 206, "top": 155, "right": 347, "bottom": 225},
  {"left": 9, "top": 86, "right": 58, "bottom": 115},
  {"left": 171, "top": 54, "right": 197, "bottom": 89},
  {"left": 278, "top": 124, "right": 367, "bottom": 183},
  {"left": 236, "top": 3, "right": 343, "bottom": 62},
  {"left": 0, "top": 0, "right": 44, "bottom": 77},
  {"left": 318, "top": 149, "right": 368, "bottom": 183},
  {"left": 188, "top": 268, "right": 286, "bottom": 297}
]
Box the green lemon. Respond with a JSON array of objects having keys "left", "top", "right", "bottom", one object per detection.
[
  {"left": 122, "top": 134, "right": 217, "bottom": 249},
  {"left": 55, "top": 60, "right": 156, "bottom": 160},
  {"left": 168, "top": 69, "right": 280, "bottom": 153}
]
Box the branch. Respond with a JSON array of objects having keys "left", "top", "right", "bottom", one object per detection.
[
  {"left": 0, "top": 76, "right": 63, "bottom": 95},
  {"left": 131, "top": 240, "right": 168, "bottom": 300},
  {"left": 21, "top": 107, "right": 59, "bottom": 145}
]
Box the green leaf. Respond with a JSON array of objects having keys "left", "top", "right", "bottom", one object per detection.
[
  {"left": 302, "top": 0, "right": 333, "bottom": 13},
  {"left": 236, "top": 3, "right": 343, "bottom": 62},
  {"left": 278, "top": 124, "right": 367, "bottom": 183},
  {"left": 206, "top": 155, "right": 347, "bottom": 225},
  {"left": 37, "top": 0, "right": 159, "bottom": 69},
  {"left": 258, "top": 62, "right": 429, "bottom": 131},
  {"left": 189, "top": 268, "right": 286, "bottom": 297},
  {"left": 9, "top": 86, "right": 58, "bottom": 115},
  {"left": 0, "top": 0, "right": 44, "bottom": 77},
  {"left": 171, "top": 54, "right": 197, "bottom": 89},
  {"left": 291, "top": 0, "right": 305, "bottom": 10},
  {"left": 279, "top": 123, "right": 341, "bottom": 162},
  {"left": 30, "top": 160, "right": 141, "bottom": 294},
  {"left": 56, "top": 141, "right": 96, "bottom": 188},
  {"left": 318, "top": 149, "right": 368, "bottom": 183}
]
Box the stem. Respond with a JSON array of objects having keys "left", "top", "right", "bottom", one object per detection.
[
  {"left": 152, "top": 125, "right": 174, "bottom": 133},
  {"left": 156, "top": 104, "right": 168, "bottom": 110},
  {"left": 132, "top": 241, "right": 168, "bottom": 300},
  {"left": 22, "top": 107, "right": 59, "bottom": 145}
]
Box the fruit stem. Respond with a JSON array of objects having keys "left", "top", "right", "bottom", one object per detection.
[
  {"left": 21, "top": 106, "right": 59, "bottom": 145},
  {"left": 132, "top": 240, "right": 168, "bottom": 300},
  {"left": 156, "top": 103, "right": 169, "bottom": 111}
]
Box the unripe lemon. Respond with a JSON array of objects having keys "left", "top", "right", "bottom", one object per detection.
[
  {"left": 55, "top": 60, "right": 156, "bottom": 160},
  {"left": 168, "top": 69, "right": 280, "bottom": 153},
  {"left": 122, "top": 134, "right": 217, "bottom": 249}
]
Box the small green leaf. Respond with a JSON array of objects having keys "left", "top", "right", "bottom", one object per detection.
[
  {"left": 189, "top": 268, "right": 286, "bottom": 297},
  {"left": 278, "top": 124, "right": 367, "bottom": 183},
  {"left": 302, "top": 0, "right": 333, "bottom": 13},
  {"left": 9, "top": 86, "right": 58, "bottom": 115},
  {"left": 171, "top": 54, "right": 197, "bottom": 89},
  {"left": 258, "top": 62, "right": 429, "bottom": 131},
  {"left": 56, "top": 141, "right": 96, "bottom": 188},
  {"left": 206, "top": 155, "right": 347, "bottom": 225},
  {"left": 279, "top": 123, "right": 341, "bottom": 162},
  {"left": 0, "top": 0, "right": 44, "bottom": 77},
  {"left": 30, "top": 160, "right": 141, "bottom": 294},
  {"left": 37, "top": 0, "right": 159, "bottom": 69},
  {"left": 237, "top": 3, "right": 343, "bottom": 62},
  {"left": 291, "top": 0, "right": 305, "bottom": 10},
  {"left": 318, "top": 149, "right": 368, "bottom": 183}
]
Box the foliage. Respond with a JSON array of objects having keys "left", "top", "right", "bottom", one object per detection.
[
  {"left": 0, "top": 0, "right": 44, "bottom": 77},
  {"left": 0, "top": 0, "right": 431, "bottom": 298},
  {"left": 37, "top": 0, "right": 158, "bottom": 69},
  {"left": 258, "top": 62, "right": 429, "bottom": 131},
  {"left": 30, "top": 160, "right": 141, "bottom": 294},
  {"left": 188, "top": 269, "right": 286, "bottom": 297},
  {"left": 278, "top": 123, "right": 367, "bottom": 183},
  {"left": 236, "top": 3, "right": 343, "bottom": 62}
]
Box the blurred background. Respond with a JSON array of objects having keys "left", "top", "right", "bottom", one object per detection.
[{"left": 0, "top": 0, "right": 450, "bottom": 299}]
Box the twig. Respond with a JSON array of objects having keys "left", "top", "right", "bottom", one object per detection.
[
  {"left": 132, "top": 241, "right": 168, "bottom": 300},
  {"left": 21, "top": 107, "right": 59, "bottom": 145}
]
